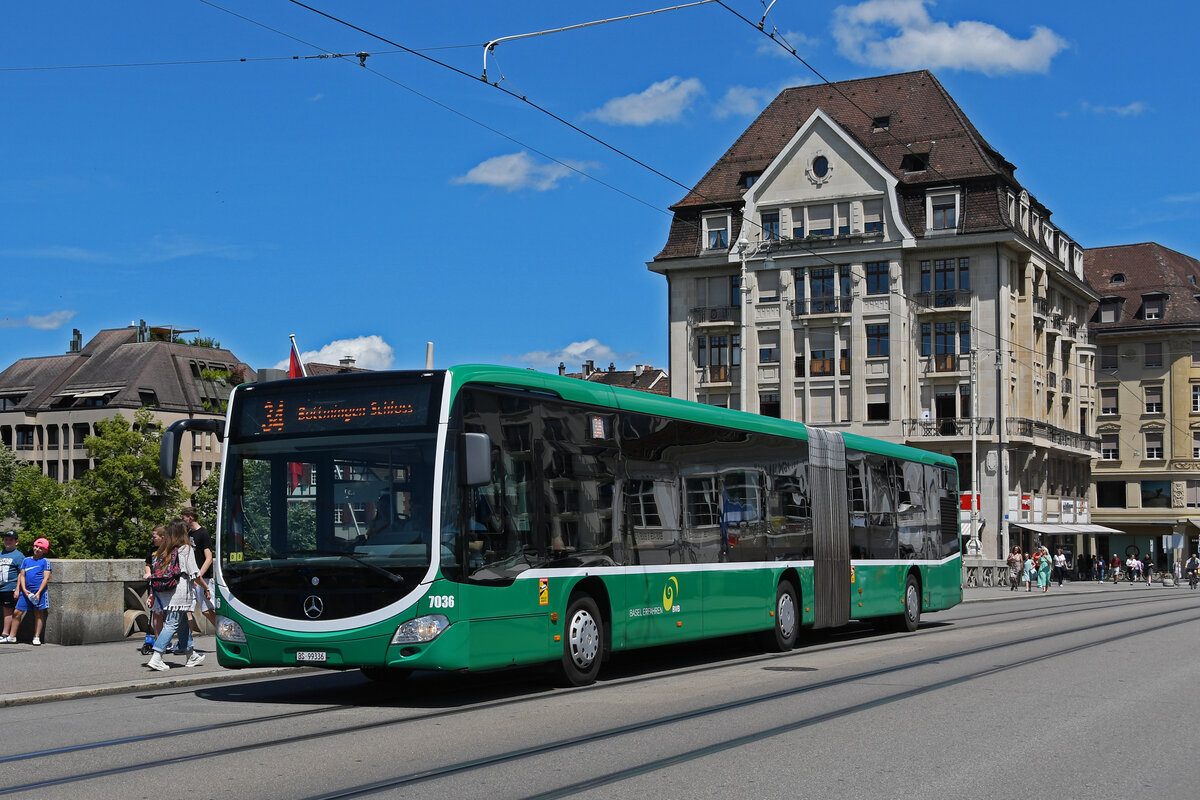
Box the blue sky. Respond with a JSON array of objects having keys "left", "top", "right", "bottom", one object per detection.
[{"left": 2, "top": 1, "right": 1197, "bottom": 374}]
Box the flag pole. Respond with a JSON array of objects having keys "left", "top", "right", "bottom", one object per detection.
[{"left": 288, "top": 334, "right": 307, "bottom": 378}]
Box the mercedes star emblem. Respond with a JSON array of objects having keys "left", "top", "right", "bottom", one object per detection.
[{"left": 303, "top": 595, "right": 324, "bottom": 619}]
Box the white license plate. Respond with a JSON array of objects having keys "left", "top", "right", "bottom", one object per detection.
[{"left": 296, "top": 651, "right": 327, "bottom": 663}]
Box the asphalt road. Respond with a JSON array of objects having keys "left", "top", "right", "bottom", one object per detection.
[{"left": 6, "top": 588, "right": 1200, "bottom": 799}]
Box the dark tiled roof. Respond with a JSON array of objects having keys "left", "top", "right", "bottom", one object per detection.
[
  {"left": 655, "top": 70, "right": 1036, "bottom": 261},
  {"left": 563, "top": 367, "right": 670, "bottom": 396},
  {"left": 0, "top": 326, "right": 255, "bottom": 413},
  {"left": 1084, "top": 242, "right": 1200, "bottom": 329}
]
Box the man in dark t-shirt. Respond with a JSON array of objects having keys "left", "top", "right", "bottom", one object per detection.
[{"left": 182, "top": 507, "right": 216, "bottom": 625}]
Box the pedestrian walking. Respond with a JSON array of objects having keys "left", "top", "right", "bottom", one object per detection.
[
  {"left": 1094, "top": 554, "right": 1105, "bottom": 583},
  {"left": 1144, "top": 554, "right": 1155, "bottom": 586},
  {"left": 1023, "top": 551, "right": 1035, "bottom": 592},
  {"left": 11, "top": 537, "right": 52, "bottom": 645},
  {"left": 1037, "top": 547, "right": 1052, "bottom": 593},
  {"left": 1110, "top": 554, "right": 1121, "bottom": 584},
  {"left": 1053, "top": 548, "right": 1067, "bottom": 587},
  {"left": 145, "top": 520, "right": 207, "bottom": 671},
  {"left": 1007, "top": 546, "right": 1023, "bottom": 591},
  {"left": 141, "top": 526, "right": 167, "bottom": 640},
  {"left": 181, "top": 507, "right": 216, "bottom": 627}
]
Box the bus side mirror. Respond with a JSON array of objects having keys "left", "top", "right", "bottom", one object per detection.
[
  {"left": 459, "top": 432, "right": 492, "bottom": 487},
  {"left": 160, "top": 418, "right": 226, "bottom": 480}
]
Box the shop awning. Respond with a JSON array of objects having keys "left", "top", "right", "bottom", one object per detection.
[{"left": 1011, "top": 522, "right": 1123, "bottom": 535}]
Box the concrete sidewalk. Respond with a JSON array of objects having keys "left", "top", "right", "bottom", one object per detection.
[{"left": 0, "top": 577, "right": 1190, "bottom": 708}]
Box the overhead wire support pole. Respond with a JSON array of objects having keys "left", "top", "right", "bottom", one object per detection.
[{"left": 482, "top": 0, "right": 717, "bottom": 82}]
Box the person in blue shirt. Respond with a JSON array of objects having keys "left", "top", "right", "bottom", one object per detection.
[
  {"left": 11, "top": 537, "right": 52, "bottom": 645},
  {"left": 0, "top": 531, "right": 24, "bottom": 643}
]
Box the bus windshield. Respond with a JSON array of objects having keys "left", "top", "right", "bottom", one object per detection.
[{"left": 220, "top": 433, "right": 437, "bottom": 621}]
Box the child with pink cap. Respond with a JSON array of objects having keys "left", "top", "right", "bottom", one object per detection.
[{"left": 11, "top": 537, "right": 52, "bottom": 645}]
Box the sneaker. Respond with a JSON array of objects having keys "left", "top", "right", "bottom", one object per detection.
[
  {"left": 146, "top": 652, "right": 169, "bottom": 671},
  {"left": 32, "top": 637, "right": 41, "bottom": 646},
  {"left": 185, "top": 651, "right": 206, "bottom": 668}
]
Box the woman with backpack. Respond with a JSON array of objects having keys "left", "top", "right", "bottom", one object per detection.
[{"left": 145, "top": 519, "right": 207, "bottom": 671}]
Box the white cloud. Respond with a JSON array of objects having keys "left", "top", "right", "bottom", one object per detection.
[
  {"left": 1081, "top": 100, "right": 1149, "bottom": 116},
  {"left": 715, "top": 77, "right": 812, "bottom": 119},
  {"left": 584, "top": 77, "right": 705, "bottom": 126},
  {"left": 275, "top": 335, "right": 395, "bottom": 371},
  {"left": 832, "top": 0, "right": 1068, "bottom": 75},
  {"left": 756, "top": 30, "right": 820, "bottom": 58},
  {"left": 512, "top": 339, "right": 630, "bottom": 371},
  {"left": 452, "top": 152, "right": 583, "bottom": 192},
  {"left": 0, "top": 310, "right": 76, "bottom": 330},
  {"left": 1165, "top": 192, "right": 1200, "bottom": 204},
  {"left": 0, "top": 234, "right": 252, "bottom": 264}
]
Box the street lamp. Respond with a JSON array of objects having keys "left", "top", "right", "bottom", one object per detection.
[{"left": 736, "top": 238, "right": 752, "bottom": 412}]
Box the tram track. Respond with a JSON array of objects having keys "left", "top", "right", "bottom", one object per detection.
[{"left": 4, "top": 592, "right": 1197, "bottom": 797}]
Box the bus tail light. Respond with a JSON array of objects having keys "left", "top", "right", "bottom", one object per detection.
[{"left": 391, "top": 614, "right": 450, "bottom": 645}]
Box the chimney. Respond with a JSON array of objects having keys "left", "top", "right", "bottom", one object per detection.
[
  {"left": 635, "top": 364, "right": 644, "bottom": 377},
  {"left": 608, "top": 362, "right": 615, "bottom": 372},
  {"left": 69, "top": 329, "right": 82, "bottom": 353},
  {"left": 339, "top": 355, "right": 356, "bottom": 371},
  {"left": 583, "top": 360, "right": 594, "bottom": 377}
]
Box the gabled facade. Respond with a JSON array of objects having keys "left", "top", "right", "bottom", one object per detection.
[
  {"left": 0, "top": 322, "right": 254, "bottom": 493},
  {"left": 558, "top": 360, "right": 670, "bottom": 396},
  {"left": 649, "top": 70, "right": 1102, "bottom": 563},
  {"left": 1085, "top": 242, "right": 1200, "bottom": 562}
]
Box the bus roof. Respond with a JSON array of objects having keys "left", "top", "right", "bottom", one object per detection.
[{"left": 446, "top": 364, "right": 956, "bottom": 469}]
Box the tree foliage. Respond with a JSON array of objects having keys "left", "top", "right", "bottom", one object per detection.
[{"left": 192, "top": 465, "right": 221, "bottom": 533}]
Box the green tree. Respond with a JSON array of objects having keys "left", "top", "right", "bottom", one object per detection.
[
  {"left": 0, "top": 444, "right": 21, "bottom": 519},
  {"left": 192, "top": 465, "right": 221, "bottom": 532},
  {"left": 72, "top": 408, "right": 184, "bottom": 558},
  {"left": 4, "top": 462, "right": 83, "bottom": 555}
]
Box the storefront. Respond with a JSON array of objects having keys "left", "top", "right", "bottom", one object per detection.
[{"left": 1009, "top": 522, "right": 1125, "bottom": 578}]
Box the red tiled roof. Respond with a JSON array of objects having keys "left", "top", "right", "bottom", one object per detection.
[{"left": 1084, "top": 242, "right": 1200, "bottom": 328}]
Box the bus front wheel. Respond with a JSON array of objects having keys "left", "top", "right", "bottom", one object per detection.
[
  {"left": 762, "top": 579, "right": 799, "bottom": 652},
  {"left": 560, "top": 595, "right": 604, "bottom": 686}
]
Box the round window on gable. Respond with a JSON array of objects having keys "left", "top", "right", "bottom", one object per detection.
[{"left": 812, "top": 156, "right": 829, "bottom": 178}]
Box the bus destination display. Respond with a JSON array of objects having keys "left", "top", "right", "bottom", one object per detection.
[{"left": 234, "top": 382, "right": 435, "bottom": 438}]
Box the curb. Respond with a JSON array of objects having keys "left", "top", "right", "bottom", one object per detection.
[{"left": 0, "top": 666, "right": 309, "bottom": 709}]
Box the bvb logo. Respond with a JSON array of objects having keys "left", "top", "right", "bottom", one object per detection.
[{"left": 663, "top": 576, "right": 678, "bottom": 612}]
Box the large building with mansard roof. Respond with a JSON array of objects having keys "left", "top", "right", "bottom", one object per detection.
[{"left": 649, "top": 70, "right": 1106, "bottom": 565}]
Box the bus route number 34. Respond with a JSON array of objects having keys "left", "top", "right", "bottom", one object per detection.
[{"left": 428, "top": 595, "right": 455, "bottom": 609}]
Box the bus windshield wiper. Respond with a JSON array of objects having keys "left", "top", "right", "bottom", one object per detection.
[{"left": 293, "top": 550, "right": 405, "bottom": 584}]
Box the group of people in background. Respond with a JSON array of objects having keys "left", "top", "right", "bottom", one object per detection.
[
  {"left": 142, "top": 507, "right": 215, "bottom": 671},
  {"left": 1005, "top": 545, "right": 1200, "bottom": 590},
  {"left": 1, "top": 530, "right": 52, "bottom": 645}
]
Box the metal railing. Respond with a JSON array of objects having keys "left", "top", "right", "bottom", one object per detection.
[
  {"left": 1007, "top": 417, "right": 1101, "bottom": 452},
  {"left": 790, "top": 296, "right": 853, "bottom": 316},
  {"left": 903, "top": 417, "right": 996, "bottom": 437},
  {"left": 1033, "top": 295, "right": 1050, "bottom": 315},
  {"left": 690, "top": 305, "right": 739, "bottom": 324},
  {"left": 913, "top": 290, "right": 972, "bottom": 310}
]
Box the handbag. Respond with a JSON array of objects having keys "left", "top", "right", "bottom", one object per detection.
[{"left": 148, "top": 549, "right": 181, "bottom": 592}]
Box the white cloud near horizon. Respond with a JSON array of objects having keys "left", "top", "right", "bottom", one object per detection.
[
  {"left": 715, "top": 77, "right": 813, "bottom": 119},
  {"left": 452, "top": 152, "right": 588, "bottom": 192},
  {"left": 274, "top": 335, "right": 396, "bottom": 371},
  {"left": 832, "top": 0, "right": 1068, "bottom": 75},
  {"left": 511, "top": 339, "right": 634, "bottom": 371},
  {"left": 0, "top": 310, "right": 76, "bottom": 330},
  {"left": 1082, "top": 100, "right": 1149, "bottom": 116},
  {"left": 584, "top": 77, "right": 705, "bottom": 126}
]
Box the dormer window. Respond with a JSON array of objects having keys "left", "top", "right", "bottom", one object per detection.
[
  {"left": 926, "top": 189, "right": 959, "bottom": 232},
  {"left": 872, "top": 115, "right": 891, "bottom": 131},
  {"left": 702, "top": 214, "right": 730, "bottom": 251},
  {"left": 739, "top": 171, "right": 761, "bottom": 189},
  {"left": 1143, "top": 294, "right": 1166, "bottom": 321},
  {"left": 901, "top": 152, "right": 929, "bottom": 172},
  {"left": 1098, "top": 298, "right": 1122, "bottom": 324},
  {"left": 1110, "top": 273, "right": 1126, "bottom": 285}
]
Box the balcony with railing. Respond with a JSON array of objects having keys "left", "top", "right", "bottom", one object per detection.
[
  {"left": 690, "top": 305, "right": 740, "bottom": 325},
  {"left": 790, "top": 296, "right": 853, "bottom": 316},
  {"left": 698, "top": 364, "right": 732, "bottom": 384},
  {"left": 1063, "top": 377, "right": 1073, "bottom": 394},
  {"left": 1007, "top": 417, "right": 1101, "bottom": 453},
  {"left": 922, "top": 353, "right": 962, "bottom": 373},
  {"left": 904, "top": 417, "right": 996, "bottom": 438},
  {"left": 1033, "top": 294, "right": 1050, "bottom": 316},
  {"left": 1047, "top": 371, "right": 1057, "bottom": 390},
  {"left": 913, "top": 290, "right": 972, "bottom": 311}
]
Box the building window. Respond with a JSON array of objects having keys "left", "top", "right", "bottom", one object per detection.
[
  {"left": 1096, "top": 481, "right": 1126, "bottom": 508},
  {"left": 759, "top": 392, "right": 781, "bottom": 418},
  {"left": 1193, "top": 432, "right": 1200, "bottom": 458},
  {"left": 1141, "top": 480, "right": 1170, "bottom": 507},
  {"left": 1100, "top": 345, "right": 1118, "bottom": 370},
  {"left": 1110, "top": 273, "right": 1126, "bottom": 285},
  {"left": 808, "top": 204, "right": 834, "bottom": 237},
  {"left": 740, "top": 172, "right": 760, "bottom": 188},
  {"left": 761, "top": 210, "right": 780, "bottom": 241},
  {"left": 901, "top": 152, "right": 929, "bottom": 172},
  {"left": 1099, "top": 301, "right": 1120, "bottom": 324},
  {"left": 1144, "top": 432, "right": 1164, "bottom": 460},
  {"left": 1193, "top": 384, "right": 1200, "bottom": 412},
  {"left": 703, "top": 214, "right": 730, "bottom": 250},
  {"left": 790, "top": 206, "right": 804, "bottom": 239},
  {"left": 757, "top": 270, "right": 780, "bottom": 302},
  {"left": 758, "top": 330, "right": 779, "bottom": 363},
  {"left": 1145, "top": 385, "right": 1163, "bottom": 414},
  {"left": 866, "top": 385, "right": 889, "bottom": 421},
  {"left": 836, "top": 204, "right": 850, "bottom": 235},
  {"left": 1193, "top": 342, "right": 1200, "bottom": 366},
  {"left": 1100, "top": 387, "right": 1118, "bottom": 415},
  {"left": 865, "top": 261, "right": 889, "bottom": 295},
  {"left": 862, "top": 199, "right": 883, "bottom": 233},
  {"left": 930, "top": 194, "right": 957, "bottom": 230},
  {"left": 1145, "top": 342, "right": 1163, "bottom": 368},
  {"left": 1143, "top": 296, "right": 1164, "bottom": 320},
  {"left": 872, "top": 115, "right": 890, "bottom": 130},
  {"left": 866, "top": 324, "right": 889, "bottom": 357},
  {"left": 1188, "top": 480, "right": 1200, "bottom": 508},
  {"left": 1101, "top": 434, "right": 1120, "bottom": 460}
]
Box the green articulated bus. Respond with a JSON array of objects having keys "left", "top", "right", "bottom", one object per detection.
[{"left": 160, "top": 365, "right": 962, "bottom": 686}]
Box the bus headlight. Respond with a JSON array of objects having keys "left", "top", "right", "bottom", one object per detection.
[
  {"left": 215, "top": 616, "right": 247, "bottom": 644},
  {"left": 391, "top": 614, "right": 449, "bottom": 645}
]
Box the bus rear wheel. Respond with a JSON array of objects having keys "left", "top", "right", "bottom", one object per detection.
[
  {"left": 560, "top": 595, "right": 604, "bottom": 686},
  {"left": 762, "top": 579, "right": 799, "bottom": 652},
  {"left": 886, "top": 575, "right": 922, "bottom": 633}
]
